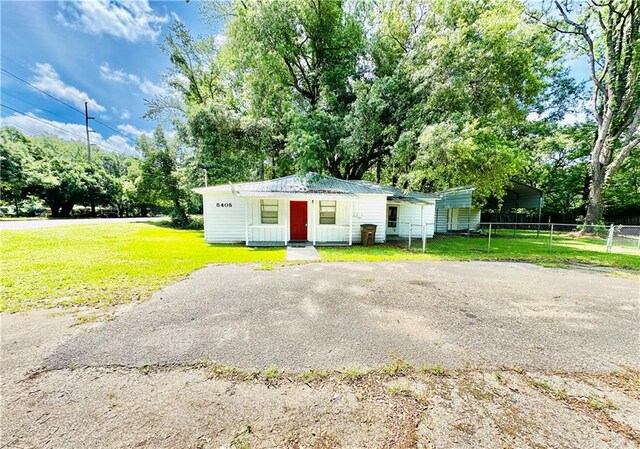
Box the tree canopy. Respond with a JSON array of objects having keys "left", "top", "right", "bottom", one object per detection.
[{"left": 3, "top": 0, "right": 638, "bottom": 224}]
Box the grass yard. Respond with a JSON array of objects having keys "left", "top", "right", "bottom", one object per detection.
[
  {"left": 0, "top": 223, "right": 284, "bottom": 312},
  {"left": 2, "top": 222, "right": 638, "bottom": 313},
  {"left": 320, "top": 233, "right": 640, "bottom": 270}
]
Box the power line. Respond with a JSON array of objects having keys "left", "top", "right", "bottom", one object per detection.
[
  {"left": 1, "top": 90, "right": 76, "bottom": 123},
  {"left": 1, "top": 67, "right": 84, "bottom": 115},
  {"left": 3, "top": 121, "right": 44, "bottom": 137},
  {"left": 1, "top": 103, "right": 127, "bottom": 154},
  {"left": 1, "top": 103, "right": 87, "bottom": 140},
  {"left": 2, "top": 66, "right": 136, "bottom": 144}
]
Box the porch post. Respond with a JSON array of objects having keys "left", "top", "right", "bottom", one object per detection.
[
  {"left": 349, "top": 200, "right": 353, "bottom": 246},
  {"left": 245, "top": 198, "right": 249, "bottom": 246},
  {"left": 312, "top": 199, "right": 316, "bottom": 246},
  {"left": 284, "top": 199, "right": 288, "bottom": 246}
]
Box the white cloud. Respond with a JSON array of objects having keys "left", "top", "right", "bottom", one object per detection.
[
  {"left": 120, "top": 110, "right": 131, "bottom": 120},
  {"left": 139, "top": 79, "right": 171, "bottom": 97},
  {"left": 99, "top": 62, "right": 172, "bottom": 98},
  {"left": 526, "top": 112, "right": 541, "bottom": 121},
  {"left": 3, "top": 113, "right": 136, "bottom": 155},
  {"left": 31, "top": 63, "right": 106, "bottom": 112},
  {"left": 117, "top": 124, "right": 151, "bottom": 138},
  {"left": 99, "top": 63, "right": 140, "bottom": 84},
  {"left": 56, "top": 0, "right": 169, "bottom": 43}
]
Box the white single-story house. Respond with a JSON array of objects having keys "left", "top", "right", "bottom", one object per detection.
[{"left": 193, "top": 173, "right": 438, "bottom": 246}]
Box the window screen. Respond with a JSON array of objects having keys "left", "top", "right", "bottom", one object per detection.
[
  {"left": 319, "top": 200, "right": 336, "bottom": 225},
  {"left": 261, "top": 199, "right": 279, "bottom": 224}
]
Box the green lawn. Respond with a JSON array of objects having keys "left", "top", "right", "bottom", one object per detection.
[
  {"left": 0, "top": 223, "right": 284, "bottom": 312},
  {"left": 2, "top": 223, "right": 638, "bottom": 313},
  {"left": 319, "top": 234, "right": 640, "bottom": 270}
]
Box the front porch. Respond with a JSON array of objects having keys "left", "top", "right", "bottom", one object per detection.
[{"left": 243, "top": 195, "right": 356, "bottom": 247}]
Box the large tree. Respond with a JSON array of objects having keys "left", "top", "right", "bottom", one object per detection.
[
  {"left": 537, "top": 0, "right": 640, "bottom": 225},
  {"left": 374, "top": 0, "right": 565, "bottom": 201},
  {"left": 150, "top": 0, "right": 568, "bottom": 208},
  {"left": 137, "top": 128, "right": 191, "bottom": 225}
]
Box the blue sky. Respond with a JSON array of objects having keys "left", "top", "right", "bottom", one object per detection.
[
  {"left": 1, "top": 1, "right": 590, "bottom": 156},
  {"left": 1, "top": 0, "right": 220, "bottom": 155}
]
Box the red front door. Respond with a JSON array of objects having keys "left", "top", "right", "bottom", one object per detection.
[{"left": 290, "top": 201, "right": 308, "bottom": 241}]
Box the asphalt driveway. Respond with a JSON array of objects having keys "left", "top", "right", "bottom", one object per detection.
[{"left": 46, "top": 261, "right": 639, "bottom": 372}]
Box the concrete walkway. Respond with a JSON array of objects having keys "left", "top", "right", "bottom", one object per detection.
[{"left": 285, "top": 245, "right": 322, "bottom": 261}]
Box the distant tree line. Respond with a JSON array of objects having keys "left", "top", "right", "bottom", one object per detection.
[{"left": 0, "top": 127, "right": 198, "bottom": 225}]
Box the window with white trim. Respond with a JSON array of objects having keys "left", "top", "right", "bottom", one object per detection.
[
  {"left": 260, "top": 199, "right": 279, "bottom": 224},
  {"left": 319, "top": 200, "right": 336, "bottom": 225}
]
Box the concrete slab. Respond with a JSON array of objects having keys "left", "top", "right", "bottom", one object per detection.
[{"left": 285, "top": 245, "right": 322, "bottom": 261}]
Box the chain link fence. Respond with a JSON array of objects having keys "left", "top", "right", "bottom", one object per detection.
[{"left": 402, "top": 222, "right": 640, "bottom": 256}]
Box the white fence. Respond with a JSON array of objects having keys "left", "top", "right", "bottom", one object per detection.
[{"left": 397, "top": 221, "right": 435, "bottom": 253}]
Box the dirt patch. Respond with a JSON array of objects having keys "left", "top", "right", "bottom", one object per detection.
[{"left": 3, "top": 366, "right": 639, "bottom": 449}]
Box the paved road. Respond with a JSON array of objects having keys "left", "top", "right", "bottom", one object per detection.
[
  {"left": 0, "top": 216, "right": 166, "bottom": 231},
  {"left": 46, "top": 261, "right": 640, "bottom": 372}
]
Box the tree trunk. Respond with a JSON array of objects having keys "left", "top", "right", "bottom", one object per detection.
[
  {"left": 60, "top": 202, "right": 74, "bottom": 217},
  {"left": 48, "top": 202, "right": 62, "bottom": 217},
  {"left": 584, "top": 163, "right": 605, "bottom": 229}
]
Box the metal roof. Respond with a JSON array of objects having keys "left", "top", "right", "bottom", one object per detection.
[{"left": 193, "top": 173, "right": 438, "bottom": 203}]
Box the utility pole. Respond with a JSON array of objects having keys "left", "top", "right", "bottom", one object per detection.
[{"left": 84, "top": 101, "right": 94, "bottom": 163}]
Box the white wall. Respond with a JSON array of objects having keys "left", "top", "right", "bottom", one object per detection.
[
  {"left": 350, "top": 195, "right": 388, "bottom": 243},
  {"left": 434, "top": 206, "right": 481, "bottom": 232},
  {"left": 396, "top": 204, "right": 435, "bottom": 238},
  {"left": 310, "top": 199, "right": 351, "bottom": 243},
  {"left": 201, "top": 193, "right": 390, "bottom": 244},
  {"left": 202, "top": 193, "right": 247, "bottom": 243},
  {"left": 247, "top": 197, "right": 287, "bottom": 242},
  {"left": 450, "top": 208, "right": 481, "bottom": 231}
]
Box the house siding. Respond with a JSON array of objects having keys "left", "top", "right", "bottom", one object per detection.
[
  {"left": 396, "top": 204, "right": 436, "bottom": 238},
  {"left": 350, "top": 195, "right": 388, "bottom": 243},
  {"left": 453, "top": 208, "right": 481, "bottom": 231},
  {"left": 435, "top": 190, "right": 477, "bottom": 233},
  {"left": 247, "top": 197, "right": 287, "bottom": 242},
  {"left": 202, "top": 193, "right": 246, "bottom": 243},
  {"left": 202, "top": 192, "right": 434, "bottom": 245}
]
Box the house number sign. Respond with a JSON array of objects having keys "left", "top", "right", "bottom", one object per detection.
[{"left": 216, "top": 203, "right": 233, "bottom": 208}]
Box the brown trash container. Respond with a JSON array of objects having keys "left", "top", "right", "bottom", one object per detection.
[{"left": 360, "top": 224, "right": 377, "bottom": 246}]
